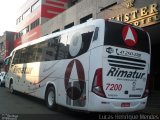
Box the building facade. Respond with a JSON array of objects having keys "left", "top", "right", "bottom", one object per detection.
[
  {"left": 0, "top": 31, "right": 14, "bottom": 71},
  {"left": 14, "top": 0, "right": 70, "bottom": 47},
  {"left": 41, "top": 0, "right": 160, "bottom": 34},
  {"left": 0, "top": 0, "right": 81, "bottom": 70}
]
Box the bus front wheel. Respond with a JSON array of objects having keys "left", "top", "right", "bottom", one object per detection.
[{"left": 45, "top": 86, "right": 57, "bottom": 110}]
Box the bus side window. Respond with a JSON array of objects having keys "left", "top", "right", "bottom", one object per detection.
[
  {"left": 36, "top": 41, "right": 48, "bottom": 61},
  {"left": 19, "top": 48, "right": 28, "bottom": 63},
  {"left": 5, "top": 59, "right": 9, "bottom": 65},
  {"left": 80, "top": 31, "right": 93, "bottom": 55},
  {"left": 47, "top": 36, "right": 60, "bottom": 60},
  {"left": 42, "top": 36, "right": 60, "bottom": 61},
  {"left": 25, "top": 45, "right": 37, "bottom": 63},
  {"left": 36, "top": 43, "right": 43, "bottom": 61},
  {"left": 56, "top": 34, "right": 69, "bottom": 60},
  {"left": 93, "top": 27, "right": 99, "bottom": 41},
  {"left": 34, "top": 36, "right": 61, "bottom": 62},
  {"left": 12, "top": 50, "right": 21, "bottom": 64},
  {"left": 4, "top": 57, "right": 11, "bottom": 72}
]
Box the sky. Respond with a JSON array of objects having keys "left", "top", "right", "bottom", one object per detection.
[{"left": 0, "top": 0, "right": 26, "bottom": 36}]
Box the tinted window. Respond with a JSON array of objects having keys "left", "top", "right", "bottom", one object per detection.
[
  {"left": 13, "top": 36, "right": 61, "bottom": 64},
  {"left": 12, "top": 26, "right": 94, "bottom": 64},
  {"left": 13, "top": 50, "right": 21, "bottom": 64},
  {"left": 42, "top": 36, "right": 60, "bottom": 61},
  {"left": 56, "top": 34, "right": 69, "bottom": 60},
  {"left": 105, "top": 21, "right": 150, "bottom": 53},
  {"left": 19, "top": 47, "right": 28, "bottom": 63}
]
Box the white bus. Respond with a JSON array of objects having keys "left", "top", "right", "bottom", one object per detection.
[{"left": 5, "top": 19, "right": 151, "bottom": 112}]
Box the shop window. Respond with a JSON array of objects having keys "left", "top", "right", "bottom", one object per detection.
[
  {"left": 80, "top": 14, "right": 92, "bottom": 24},
  {"left": 23, "top": 9, "right": 31, "bottom": 19},
  {"left": 31, "top": 19, "right": 40, "bottom": 30},
  {"left": 100, "top": 2, "right": 117, "bottom": 12},
  {"left": 64, "top": 22, "right": 74, "bottom": 29},
  {"left": 32, "top": 0, "right": 41, "bottom": 12},
  {"left": 21, "top": 26, "right": 29, "bottom": 36},
  {"left": 52, "top": 29, "right": 60, "bottom": 33}
]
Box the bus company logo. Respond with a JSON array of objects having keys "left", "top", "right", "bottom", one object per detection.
[
  {"left": 64, "top": 59, "right": 85, "bottom": 100},
  {"left": 107, "top": 67, "right": 145, "bottom": 79},
  {"left": 122, "top": 25, "right": 138, "bottom": 47},
  {"left": 116, "top": 49, "right": 141, "bottom": 58},
  {"left": 106, "top": 47, "right": 114, "bottom": 54},
  {"left": 13, "top": 66, "right": 33, "bottom": 74}
]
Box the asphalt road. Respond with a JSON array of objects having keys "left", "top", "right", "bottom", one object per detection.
[
  {"left": 0, "top": 87, "right": 87, "bottom": 120},
  {"left": 0, "top": 86, "right": 108, "bottom": 120},
  {"left": 0, "top": 86, "right": 53, "bottom": 114},
  {"left": 0, "top": 87, "right": 157, "bottom": 120}
]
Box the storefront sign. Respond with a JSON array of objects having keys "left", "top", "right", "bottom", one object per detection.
[{"left": 109, "top": 3, "right": 159, "bottom": 27}]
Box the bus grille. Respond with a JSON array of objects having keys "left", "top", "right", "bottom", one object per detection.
[{"left": 108, "top": 55, "right": 146, "bottom": 70}]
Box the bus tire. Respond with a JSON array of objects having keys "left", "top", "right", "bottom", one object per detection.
[
  {"left": 45, "top": 86, "right": 57, "bottom": 110},
  {"left": 9, "top": 81, "right": 14, "bottom": 94}
]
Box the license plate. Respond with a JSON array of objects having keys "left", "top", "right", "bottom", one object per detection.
[{"left": 121, "top": 103, "right": 130, "bottom": 107}]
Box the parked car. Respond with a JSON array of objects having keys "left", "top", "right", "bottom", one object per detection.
[{"left": 0, "top": 72, "right": 6, "bottom": 86}]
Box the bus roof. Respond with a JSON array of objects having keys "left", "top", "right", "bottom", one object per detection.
[
  {"left": 10, "top": 18, "right": 145, "bottom": 56},
  {"left": 10, "top": 19, "right": 105, "bottom": 55}
]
